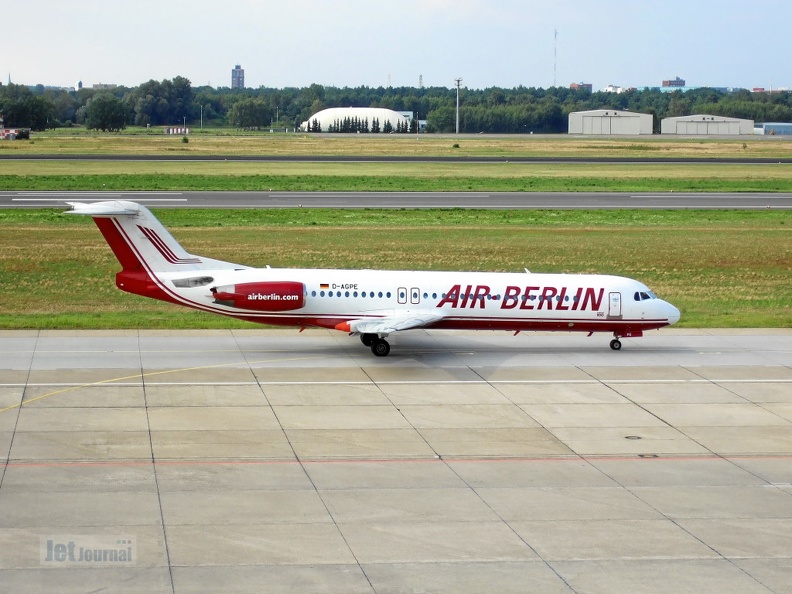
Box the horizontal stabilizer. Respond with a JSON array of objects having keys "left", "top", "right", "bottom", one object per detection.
[
  {"left": 64, "top": 199, "right": 245, "bottom": 273},
  {"left": 67, "top": 201, "right": 140, "bottom": 216}
]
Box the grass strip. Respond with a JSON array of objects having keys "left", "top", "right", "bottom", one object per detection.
[
  {"left": 1, "top": 209, "right": 789, "bottom": 329},
  {"left": 2, "top": 159, "right": 791, "bottom": 192},
  {"left": 1, "top": 174, "right": 790, "bottom": 193},
  {"left": 4, "top": 132, "right": 792, "bottom": 159}
]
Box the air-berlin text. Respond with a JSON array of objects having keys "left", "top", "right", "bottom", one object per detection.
[{"left": 436, "top": 285, "right": 604, "bottom": 311}]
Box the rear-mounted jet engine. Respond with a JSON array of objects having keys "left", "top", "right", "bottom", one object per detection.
[{"left": 211, "top": 281, "right": 305, "bottom": 311}]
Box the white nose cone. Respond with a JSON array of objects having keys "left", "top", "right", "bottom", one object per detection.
[{"left": 666, "top": 302, "right": 681, "bottom": 325}]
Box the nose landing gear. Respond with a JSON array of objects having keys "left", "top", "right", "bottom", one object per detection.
[{"left": 609, "top": 338, "right": 622, "bottom": 351}]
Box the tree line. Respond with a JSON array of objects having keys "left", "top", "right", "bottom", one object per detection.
[{"left": 3, "top": 78, "right": 792, "bottom": 134}]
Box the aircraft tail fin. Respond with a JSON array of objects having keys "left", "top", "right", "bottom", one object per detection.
[{"left": 67, "top": 200, "right": 243, "bottom": 274}]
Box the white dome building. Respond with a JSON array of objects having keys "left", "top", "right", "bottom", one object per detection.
[{"left": 301, "top": 107, "right": 410, "bottom": 132}]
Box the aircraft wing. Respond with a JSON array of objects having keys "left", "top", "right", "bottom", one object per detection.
[{"left": 342, "top": 311, "right": 444, "bottom": 334}]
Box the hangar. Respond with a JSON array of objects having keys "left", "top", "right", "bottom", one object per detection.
[
  {"left": 661, "top": 114, "right": 754, "bottom": 135},
  {"left": 568, "top": 109, "right": 653, "bottom": 135},
  {"left": 754, "top": 122, "right": 792, "bottom": 135},
  {"left": 301, "top": 107, "right": 410, "bottom": 132}
]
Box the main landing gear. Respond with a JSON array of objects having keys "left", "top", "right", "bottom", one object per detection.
[
  {"left": 361, "top": 333, "right": 390, "bottom": 357},
  {"left": 610, "top": 333, "right": 623, "bottom": 351}
]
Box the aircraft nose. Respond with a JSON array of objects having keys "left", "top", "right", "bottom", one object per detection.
[{"left": 665, "top": 302, "right": 681, "bottom": 325}]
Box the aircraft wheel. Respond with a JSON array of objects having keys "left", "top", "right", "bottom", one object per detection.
[
  {"left": 371, "top": 339, "right": 391, "bottom": 357},
  {"left": 360, "top": 333, "right": 376, "bottom": 347},
  {"left": 610, "top": 338, "right": 622, "bottom": 351}
]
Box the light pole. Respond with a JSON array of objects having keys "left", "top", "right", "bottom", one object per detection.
[
  {"left": 200, "top": 105, "right": 203, "bottom": 131},
  {"left": 454, "top": 78, "right": 463, "bottom": 134}
]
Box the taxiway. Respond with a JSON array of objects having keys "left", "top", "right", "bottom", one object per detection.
[
  {"left": 3, "top": 190, "right": 792, "bottom": 209},
  {"left": 1, "top": 329, "right": 791, "bottom": 592}
]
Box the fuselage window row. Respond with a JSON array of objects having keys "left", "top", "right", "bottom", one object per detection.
[
  {"left": 308, "top": 290, "right": 585, "bottom": 303},
  {"left": 312, "top": 290, "right": 393, "bottom": 299}
]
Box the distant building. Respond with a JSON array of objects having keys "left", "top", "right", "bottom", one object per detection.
[
  {"left": 568, "top": 109, "right": 653, "bottom": 135},
  {"left": 300, "top": 107, "right": 411, "bottom": 132},
  {"left": 232, "top": 65, "right": 245, "bottom": 89},
  {"left": 0, "top": 113, "right": 29, "bottom": 140},
  {"left": 754, "top": 122, "right": 792, "bottom": 135},
  {"left": 92, "top": 83, "right": 117, "bottom": 90},
  {"left": 570, "top": 82, "right": 592, "bottom": 93},
  {"left": 662, "top": 77, "right": 686, "bottom": 87},
  {"left": 661, "top": 114, "right": 753, "bottom": 135}
]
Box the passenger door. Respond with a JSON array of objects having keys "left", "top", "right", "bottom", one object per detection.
[{"left": 608, "top": 292, "right": 622, "bottom": 319}]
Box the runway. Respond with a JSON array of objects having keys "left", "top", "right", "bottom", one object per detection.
[
  {"left": 1, "top": 328, "right": 791, "bottom": 593},
  {"left": 3, "top": 190, "right": 792, "bottom": 209}
]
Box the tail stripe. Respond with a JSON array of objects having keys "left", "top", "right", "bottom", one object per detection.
[
  {"left": 137, "top": 225, "right": 202, "bottom": 265},
  {"left": 93, "top": 217, "right": 143, "bottom": 271}
]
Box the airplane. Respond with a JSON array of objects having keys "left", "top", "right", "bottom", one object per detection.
[{"left": 67, "top": 200, "right": 681, "bottom": 356}]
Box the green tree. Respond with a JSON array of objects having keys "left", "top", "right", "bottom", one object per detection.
[
  {"left": 0, "top": 83, "right": 55, "bottom": 130},
  {"left": 426, "top": 105, "right": 455, "bottom": 132},
  {"left": 47, "top": 89, "right": 80, "bottom": 126},
  {"left": 125, "top": 77, "right": 194, "bottom": 126},
  {"left": 85, "top": 93, "right": 128, "bottom": 131},
  {"left": 227, "top": 98, "right": 270, "bottom": 128}
]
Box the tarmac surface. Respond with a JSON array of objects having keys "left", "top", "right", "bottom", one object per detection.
[{"left": 1, "top": 328, "right": 791, "bottom": 593}]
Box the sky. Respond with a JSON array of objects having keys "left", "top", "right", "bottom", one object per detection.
[{"left": 4, "top": 0, "right": 791, "bottom": 92}]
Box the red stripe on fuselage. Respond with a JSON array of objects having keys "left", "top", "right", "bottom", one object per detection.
[{"left": 223, "top": 313, "right": 669, "bottom": 334}]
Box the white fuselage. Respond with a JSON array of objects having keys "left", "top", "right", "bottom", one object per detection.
[{"left": 154, "top": 267, "right": 680, "bottom": 335}]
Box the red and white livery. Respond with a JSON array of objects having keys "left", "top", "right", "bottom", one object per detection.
[{"left": 68, "top": 200, "right": 681, "bottom": 356}]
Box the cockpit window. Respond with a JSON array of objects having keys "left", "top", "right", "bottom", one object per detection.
[
  {"left": 173, "top": 276, "right": 214, "bottom": 288},
  {"left": 633, "top": 291, "right": 655, "bottom": 301}
]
